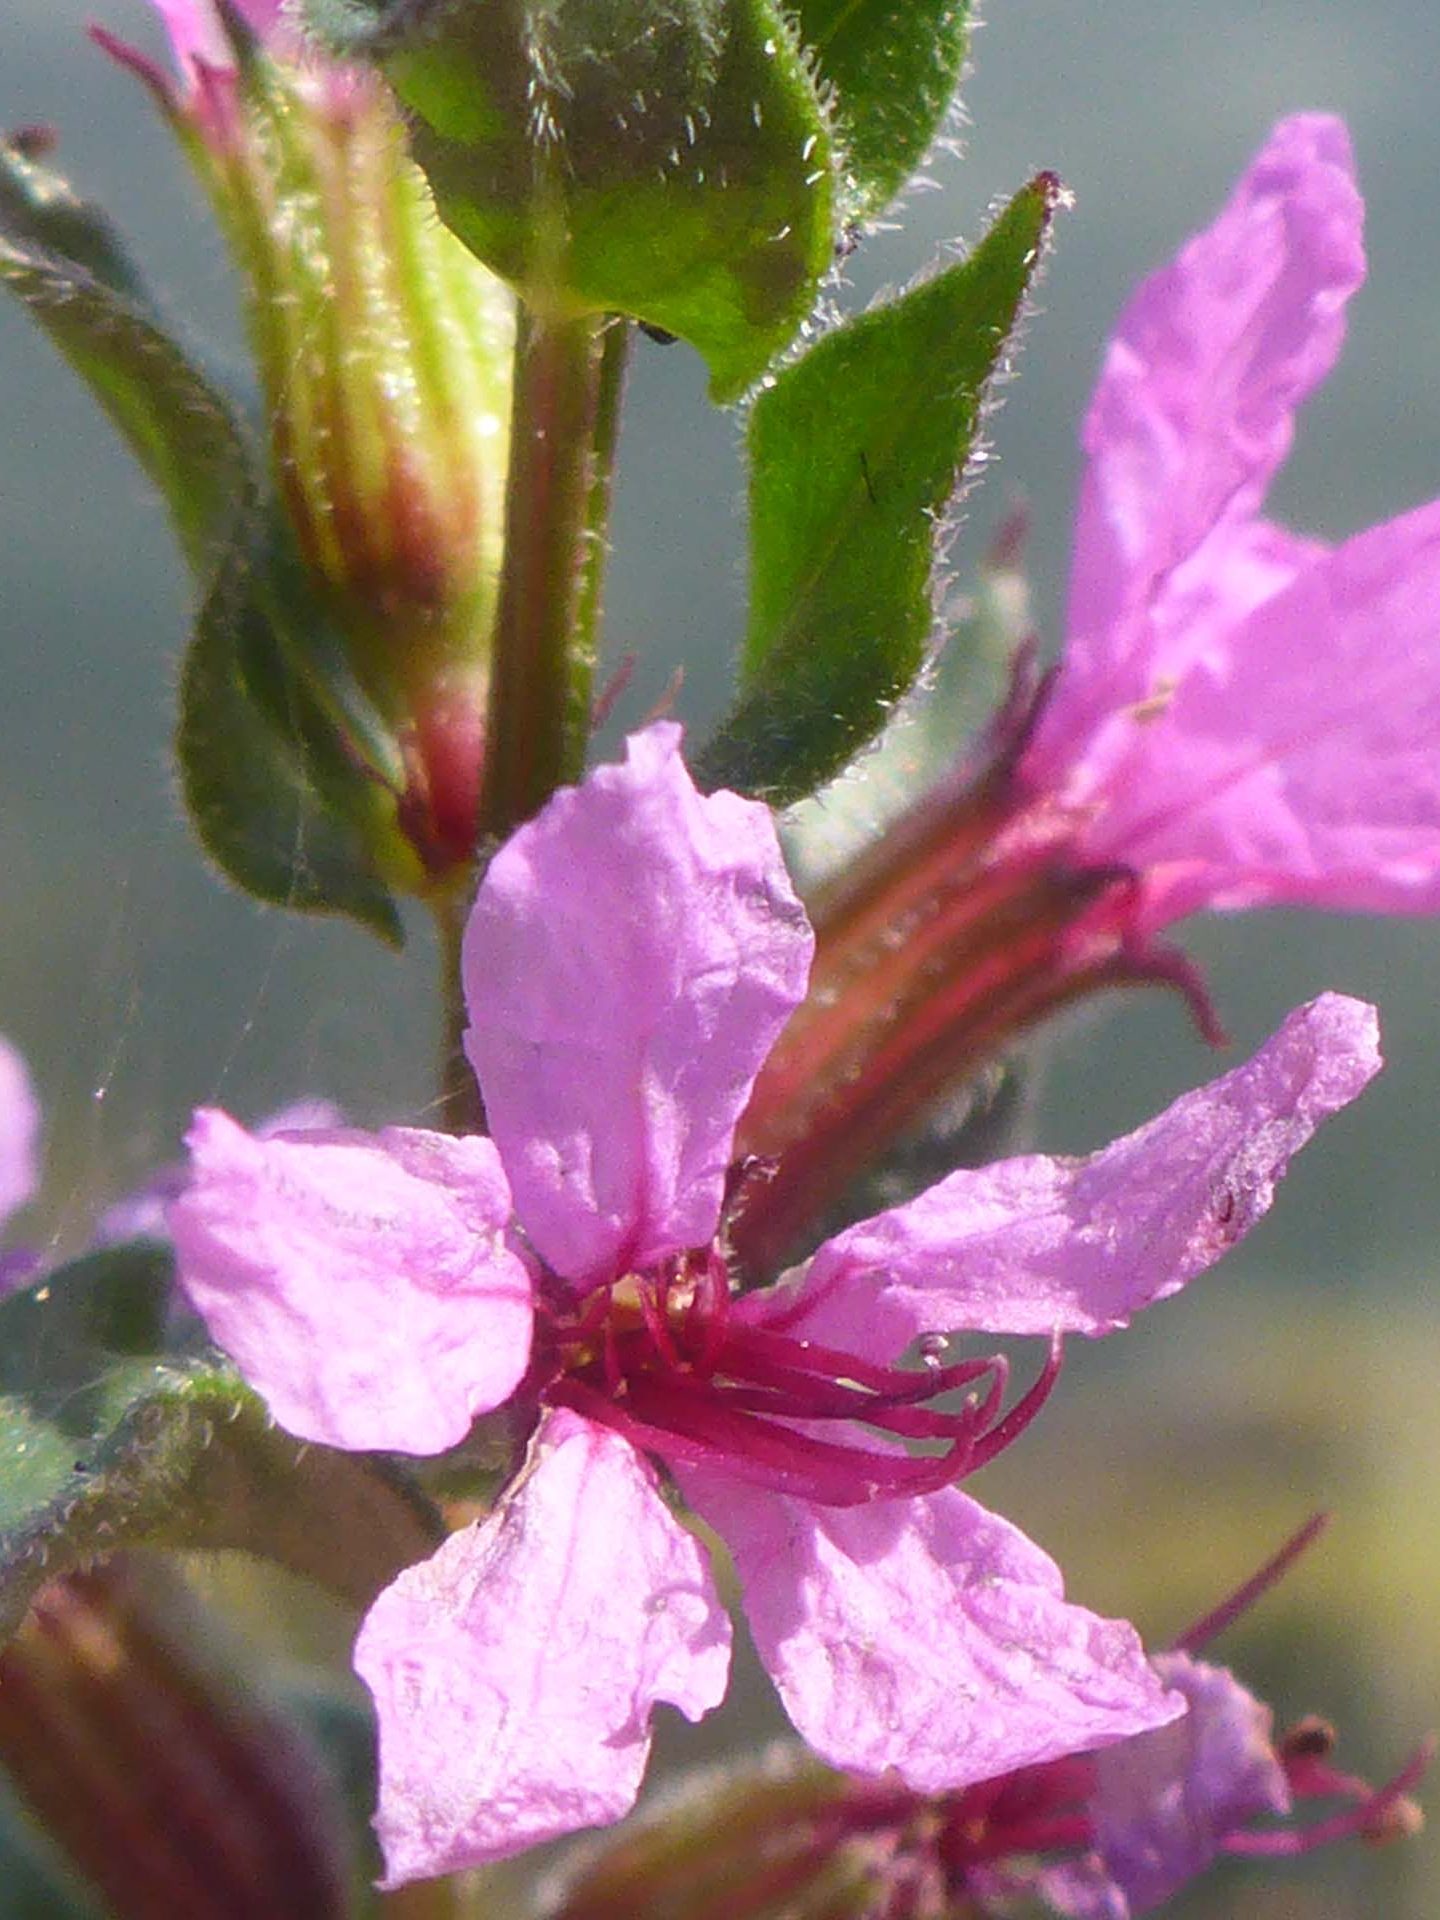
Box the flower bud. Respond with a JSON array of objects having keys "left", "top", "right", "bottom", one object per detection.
[
  {"left": 97, "top": 3, "right": 515, "bottom": 875},
  {"left": 545, "top": 1748, "right": 901, "bottom": 1920},
  {"left": 0, "top": 1558, "right": 352, "bottom": 1919}
]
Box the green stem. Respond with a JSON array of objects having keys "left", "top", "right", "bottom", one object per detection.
[
  {"left": 477, "top": 305, "right": 614, "bottom": 841},
  {"left": 433, "top": 886, "right": 485, "bottom": 1135},
  {"left": 574, "top": 318, "right": 631, "bottom": 671}
]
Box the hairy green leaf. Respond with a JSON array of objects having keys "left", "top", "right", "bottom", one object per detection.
[
  {"left": 796, "top": 0, "right": 971, "bottom": 216},
  {"left": 305, "top": 0, "right": 836, "bottom": 400},
  {"left": 697, "top": 174, "right": 1062, "bottom": 803},
  {"left": 178, "top": 499, "right": 408, "bottom": 944},
  {"left": 0, "top": 139, "right": 249, "bottom": 574},
  {"left": 0, "top": 1247, "right": 443, "bottom": 1645}
]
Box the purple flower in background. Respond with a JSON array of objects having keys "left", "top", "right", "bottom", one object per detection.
[
  {"left": 0, "top": 1035, "right": 334, "bottom": 1293},
  {"left": 1011, "top": 110, "right": 1440, "bottom": 933},
  {"left": 0, "top": 1037, "right": 41, "bottom": 1293},
  {"left": 170, "top": 725, "right": 1382, "bottom": 1884},
  {"left": 541, "top": 1522, "right": 1427, "bottom": 1919},
  {"left": 736, "top": 111, "right": 1440, "bottom": 1269}
]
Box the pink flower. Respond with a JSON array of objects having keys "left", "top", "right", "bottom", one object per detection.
[
  {"left": 1017, "top": 111, "right": 1440, "bottom": 932},
  {"left": 735, "top": 113, "right": 1440, "bottom": 1267},
  {"left": 1030, "top": 1654, "right": 1429, "bottom": 1917},
  {"left": 541, "top": 1523, "right": 1427, "bottom": 1919},
  {"left": 170, "top": 725, "right": 1382, "bottom": 1884}
]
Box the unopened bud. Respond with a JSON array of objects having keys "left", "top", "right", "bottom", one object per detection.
[
  {"left": 0, "top": 1557, "right": 351, "bottom": 1920},
  {"left": 545, "top": 1747, "right": 905, "bottom": 1920},
  {"left": 99, "top": 3, "right": 515, "bottom": 877}
]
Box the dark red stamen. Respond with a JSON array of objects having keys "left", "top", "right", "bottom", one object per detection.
[
  {"left": 538, "top": 1261, "right": 1059, "bottom": 1508},
  {"left": 1225, "top": 1737, "right": 1432, "bottom": 1857},
  {"left": 932, "top": 1756, "right": 1097, "bottom": 1877},
  {"left": 1172, "top": 1511, "right": 1330, "bottom": 1653}
]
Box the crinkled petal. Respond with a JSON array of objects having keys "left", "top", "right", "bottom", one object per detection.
[
  {"left": 0, "top": 1037, "right": 40, "bottom": 1240},
  {"left": 762, "top": 994, "right": 1378, "bottom": 1349},
  {"left": 677, "top": 1470, "right": 1180, "bottom": 1792},
  {"left": 1032, "top": 114, "right": 1364, "bottom": 774},
  {"left": 170, "top": 1110, "right": 534, "bottom": 1454},
  {"left": 464, "top": 724, "right": 813, "bottom": 1286},
  {"left": 1071, "top": 501, "right": 1440, "bottom": 923},
  {"left": 356, "top": 1408, "right": 731, "bottom": 1884},
  {"left": 1081, "top": 1651, "right": 1289, "bottom": 1915}
]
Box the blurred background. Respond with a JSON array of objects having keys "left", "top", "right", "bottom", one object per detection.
[{"left": 3, "top": 1, "right": 1439, "bottom": 1913}]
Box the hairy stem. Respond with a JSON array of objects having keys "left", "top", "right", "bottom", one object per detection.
[{"left": 477, "top": 306, "right": 617, "bottom": 842}]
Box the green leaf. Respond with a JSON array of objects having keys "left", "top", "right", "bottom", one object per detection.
[
  {"left": 0, "top": 139, "right": 250, "bottom": 575},
  {"left": 696, "top": 174, "right": 1062, "bottom": 803},
  {"left": 1, "top": 140, "right": 423, "bottom": 936},
  {"left": 178, "top": 494, "right": 409, "bottom": 944},
  {"left": 780, "top": 504, "right": 1033, "bottom": 886},
  {"left": 0, "top": 139, "right": 149, "bottom": 302},
  {"left": 306, "top": 0, "right": 837, "bottom": 401},
  {"left": 796, "top": 0, "right": 971, "bottom": 217},
  {"left": 0, "top": 1247, "right": 444, "bottom": 1646}
]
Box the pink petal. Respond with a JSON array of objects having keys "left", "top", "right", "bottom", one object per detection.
[
  {"left": 1030, "top": 516, "right": 1324, "bottom": 823},
  {"left": 0, "top": 1037, "right": 40, "bottom": 1237},
  {"left": 679, "top": 1470, "right": 1181, "bottom": 1791},
  {"left": 146, "top": 0, "right": 282, "bottom": 71},
  {"left": 761, "top": 994, "right": 1378, "bottom": 1350},
  {"left": 1032, "top": 114, "right": 1364, "bottom": 775},
  {"left": 1034, "top": 1862, "right": 1131, "bottom": 1920},
  {"left": 464, "top": 724, "right": 813, "bottom": 1286},
  {"left": 148, "top": 0, "right": 233, "bottom": 72},
  {"left": 1075, "top": 1651, "right": 1289, "bottom": 1914},
  {"left": 170, "top": 1110, "right": 534, "bottom": 1454},
  {"left": 1071, "top": 501, "right": 1440, "bottom": 924},
  {"left": 356, "top": 1408, "right": 731, "bottom": 1884}
]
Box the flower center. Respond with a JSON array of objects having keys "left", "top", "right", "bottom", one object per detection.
[{"left": 536, "top": 1248, "right": 1061, "bottom": 1507}]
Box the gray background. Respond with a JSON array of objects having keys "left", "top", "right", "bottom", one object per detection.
[{"left": 3, "top": 2, "right": 1439, "bottom": 1913}]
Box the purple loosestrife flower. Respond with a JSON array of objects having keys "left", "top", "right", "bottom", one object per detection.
[
  {"left": 737, "top": 112, "right": 1440, "bottom": 1267},
  {"left": 170, "top": 726, "right": 1381, "bottom": 1884},
  {"left": 1030, "top": 1655, "right": 1427, "bottom": 1919},
  {"left": 548, "top": 1524, "right": 1429, "bottom": 1920},
  {"left": 551, "top": 1659, "right": 1427, "bottom": 1920},
  {"left": 1017, "top": 110, "right": 1440, "bottom": 930}
]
